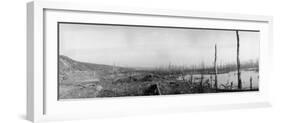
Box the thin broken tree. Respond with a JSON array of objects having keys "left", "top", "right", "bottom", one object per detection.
[
  {"left": 214, "top": 44, "right": 218, "bottom": 90},
  {"left": 236, "top": 30, "right": 242, "bottom": 89}
]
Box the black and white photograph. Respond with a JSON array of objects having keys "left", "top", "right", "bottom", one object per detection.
[{"left": 58, "top": 22, "right": 259, "bottom": 99}]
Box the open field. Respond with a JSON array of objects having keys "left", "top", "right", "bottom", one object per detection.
[{"left": 58, "top": 55, "right": 259, "bottom": 99}]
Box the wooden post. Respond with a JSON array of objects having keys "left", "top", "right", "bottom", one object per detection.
[
  {"left": 236, "top": 30, "right": 242, "bottom": 89},
  {"left": 214, "top": 44, "right": 218, "bottom": 90}
]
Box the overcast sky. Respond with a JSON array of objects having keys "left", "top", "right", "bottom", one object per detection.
[{"left": 59, "top": 23, "right": 259, "bottom": 68}]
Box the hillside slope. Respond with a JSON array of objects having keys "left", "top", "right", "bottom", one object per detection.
[
  {"left": 59, "top": 55, "right": 116, "bottom": 72},
  {"left": 59, "top": 55, "right": 133, "bottom": 83}
]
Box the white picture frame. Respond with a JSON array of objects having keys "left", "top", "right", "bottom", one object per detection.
[{"left": 27, "top": 0, "right": 273, "bottom": 122}]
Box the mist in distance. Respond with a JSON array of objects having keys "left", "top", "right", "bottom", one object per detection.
[{"left": 59, "top": 23, "right": 259, "bottom": 68}]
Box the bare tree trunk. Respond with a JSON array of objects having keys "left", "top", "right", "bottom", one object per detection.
[
  {"left": 200, "top": 63, "right": 204, "bottom": 92},
  {"left": 214, "top": 44, "right": 218, "bottom": 90},
  {"left": 156, "top": 83, "right": 162, "bottom": 95},
  {"left": 190, "top": 74, "right": 193, "bottom": 84},
  {"left": 210, "top": 76, "right": 213, "bottom": 88},
  {"left": 236, "top": 30, "right": 242, "bottom": 89},
  {"left": 200, "top": 73, "right": 204, "bottom": 92},
  {"left": 250, "top": 77, "right": 253, "bottom": 90}
]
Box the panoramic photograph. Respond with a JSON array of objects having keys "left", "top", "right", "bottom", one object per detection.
[{"left": 58, "top": 23, "right": 260, "bottom": 99}]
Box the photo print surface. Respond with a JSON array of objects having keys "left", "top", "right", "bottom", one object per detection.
[{"left": 58, "top": 22, "right": 259, "bottom": 99}]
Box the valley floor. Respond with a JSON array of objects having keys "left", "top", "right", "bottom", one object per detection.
[{"left": 59, "top": 69, "right": 259, "bottom": 99}]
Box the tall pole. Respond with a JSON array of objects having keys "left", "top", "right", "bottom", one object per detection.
[
  {"left": 214, "top": 44, "right": 218, "bottom": 90},
  {"left": 236, "top": 30, "right": 242, "bottom": 89}
]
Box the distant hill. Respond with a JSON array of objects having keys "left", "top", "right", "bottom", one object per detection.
[
  {"left": 59, "top": 55, "right": 133, "bottom": 73},
  {"left": 59, "top": 55, "right": 135, "bottom": 83}
]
